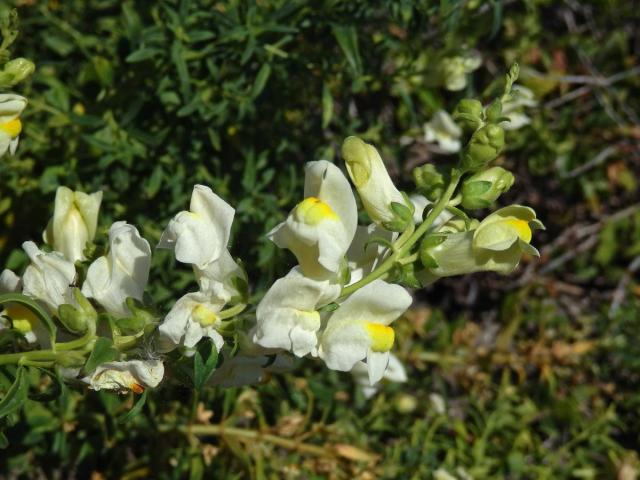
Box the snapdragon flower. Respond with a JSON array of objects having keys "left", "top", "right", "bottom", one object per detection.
[
  {"left": 439, "top": 53, "right": 482, "bottom": 91},
  {"left": 83, "top": 359, "right": 164, "bottom": 394},
  {"left": 318, "top": 279, "right": 412, "bottom": 384},
  {"left": 423, "top": 110, "right": 463, "bottom": 153},
  {"left": 500, "top": 85, "right": 537, "bottom": 130},
  {"left": 0, "top": 93, "right": 26, "bottom": 157},
  {"left": 158, "top": 292, "right": 226, "bottom": 353},
  {"left": 43, "top": 186, "right": 103, "bottom": 263},
  {"left": 0, "top": 269, "right": 39, "bottom": 343},
  {"left": 341, "top": 137, "right": 406, "bottom": 226},
  {"left": 268, "top": 160, "right": 357, "bottom": 279},
  {"left": 158, "top": 185, "right": 235, "bottom": 270},
  {"left": 253, "top": 267, "right": 340, "bottom": 356},
  {"left": 82, "top": 221, "right": 151, "bottom": 318},
  {"left": 21, "top": 241, "right": 75, "bottom": 313},
  {"left": 351, "top": 353, "right": 407, "bottom": 397}
]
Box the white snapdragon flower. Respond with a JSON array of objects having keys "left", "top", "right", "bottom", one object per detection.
[
  {"left": 341, "top": 137, "right": 406, "bottom": 226},
  {"left": 194, "top": 250, "right": 246, "bottom": 303},
  {"left": 351, "top": 353, "right": 407, "bottom": 397},
  {"left": 0, "top": 269, "right": 38, "bottom": 344},
  {"left": 439, "top": 53, "right": 482, "bottom": 91},
  {"left": 83, "top": 359, "right": 164, "bottom": 394},
  {"left": 268, "top": 160, "right": 357, "bottom": 279},
  {"left": 318, "top": 279, "right": 412, "bottom": 383},
  {"left": 158, "top": 292, "right": 226, "bottom": 353},
  {"left": 21, "top": 241, "right": 75, "bottom": 313},
  {"left": 0, "top": 94, "right": 27, "bottom": 157},
  {"left": 253, "top": 267, "right": 340, "bottom": 357},
  {"left": 500, "top": 85, "right": 537, "bottom": 130},
  {"left": 346, "top": 224, "right": 395, "bottom": 285},
  {"left": 158, "top": 185, "right": 234, "bottom": 269},
  {"left": 82, "top": 221, "right": 151, "bottom": 317},
  {"left": 43, "top": 186, "right": 103, "bottom": 263},
  {"left": 423, "top": 110, "right": 463, "bottom": 153}
]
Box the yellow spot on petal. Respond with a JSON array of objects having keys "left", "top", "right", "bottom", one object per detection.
[
  {"left": 0, "top": 118, "right": 22, "bottom": 139},
  {"left": 192, "top": 304, "right": 219, "bottom": 327},
  {"left": 294, "top": 197, "right": 338, "bottom": 225},
  {"left": 364, "top": 322, "right": 395, "bottom": 352},
  {"left": 505, "top": 219, "right": 532, "bottom": 243}
]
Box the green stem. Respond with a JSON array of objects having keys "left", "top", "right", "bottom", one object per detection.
[
  {"left": 340, "top": 171, "right": 462, "bottom": 298},
  {"left": 0, "top": 349, "right": 58, "bottom": 366},
  {"left": 218, "top": 303, "right": 246, "bottom": 320}
]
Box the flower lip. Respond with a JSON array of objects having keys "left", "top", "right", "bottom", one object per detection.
[{"left": 0, "top": 118, "right": 21, "bottom": 138}]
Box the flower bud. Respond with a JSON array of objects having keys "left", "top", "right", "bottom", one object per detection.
[
  {"left": 413, "top": 164, "right": 447, "bottom": 202},
  {"left": 460, "top": 166, "right": 515, "bottom": 209},
  {"left": 485, "top": 100, "right": 503, "bottom": 123},
  {"left": 114, "top": 297, "right": 157, "bottom": 335},
  {"left": 43, "top": 186, "right": 103, "bottom": 263},
  {"left": 57, "top": 288, "right": 97, "bottom": 335},
  {"left": 453, "top": 98, "right": 484, "bottom": 132},
  {"left": 461, "top": 124, "right": 505, "bottom": 172},
  {"left": 342, "top": 136, "right": 406, "bottom": 225},
  {"left": 0, "top": 58, "right": 35, "bottom": 86}
]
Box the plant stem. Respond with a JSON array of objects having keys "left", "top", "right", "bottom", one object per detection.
[
  {"left": 218, "top": 303, "right": 246, "bottom": 320},
  {"left": 166, "top": 424, "right": 334, "bottom": 458},
  {"left": 340, "top": 171, "right": 462, "bottom": 297}
]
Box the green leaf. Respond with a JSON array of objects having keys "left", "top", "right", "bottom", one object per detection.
[
  {"left": 0, "top": 367, "right": 29, "bottom": 420},
  {"left": 118, "top": 390, "right": 148, "bottom": 424},
  {"left": 390, "top": 201, "right": 414, "bottom": 223},
  {"left": 0, "top": 431, "right": 8, "bottom": 449},
  {"left": 84, "top": 338, "right": 119, "bottom": 374},
  {"left": 251, "top": 63, "right": 271, "bottom": 99},
  {"left": 332, "top": 25, "right": 362, "bottom": 76},
  {"left": 193, "top": 339, "right": 219, "bottom": 392},
  {"left": 322, "top": 82, "right": 333, "bottom": 128},
  {"left": 29, "top": 368, "right": 63, "bottom": 403}
]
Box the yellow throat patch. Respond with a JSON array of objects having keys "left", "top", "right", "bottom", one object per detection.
[
  {"left": 294, "top": 197, "right": 338, "bottom": 225},
  {"left": 0, "top": 118, "right": 22, "bottom": 139},
  {"left": 364, "top": 322, "right": 395, "bottom": 352}
]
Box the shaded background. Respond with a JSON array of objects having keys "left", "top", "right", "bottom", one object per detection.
[{"left": 1, "top": 0, "right": 639, "bottom": 478}]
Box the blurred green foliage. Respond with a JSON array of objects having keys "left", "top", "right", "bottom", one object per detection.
[{"left": 1, "top": 0, "right": 639, "bottom": 478}]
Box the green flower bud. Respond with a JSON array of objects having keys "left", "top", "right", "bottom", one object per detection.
[
  {"left": 461, "top": 124, "right": 505, "bottom": 172},
  {"left": 453, "top": 98, "right": 484, "bottom": 132},
  {"left": 460, "top": 166, "right": 515, "bottom": 209},
  {"left": 0, "top": 58, "right": 35, "bottom": 87},
  {"left": 114, "top": 297, "right": 157, "bottom": 334},
  {"left": 485, "top": 99, "right": 503, "bottom": 123},
  {"left": 413, "top": 164, "right": 447, "bottom": 202},
  {"left": 57, "top": 288, "right": 97, "bottom": 335}
]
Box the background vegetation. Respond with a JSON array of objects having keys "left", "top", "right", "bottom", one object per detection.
[{"left": 1, "top": 0, "right": 639, "bottom": 478}]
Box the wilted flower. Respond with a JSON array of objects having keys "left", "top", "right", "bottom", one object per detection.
[
  {"left": 82, "top": 221, "right": 151, "bottom": 317},
  {"left": 318, "top": 279, "right": 412, "bottom": 384},
  {"left": 43, "top": 186, "right": 103, "bottom": 263},
  {"left": 158, "top": 185, "right": 235, "bottom": 269},
  {"left": 269, "top": 160, "right": 357, "bottom": 279},
  {"left": 423, "top": 110, "right": 463, "bottom": 153},
  {"left": 0, "top": 93, "right": 27, "bottom": 157},
  {"left": 83, "top": 359, "right": 164, "bottom": 394}
]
